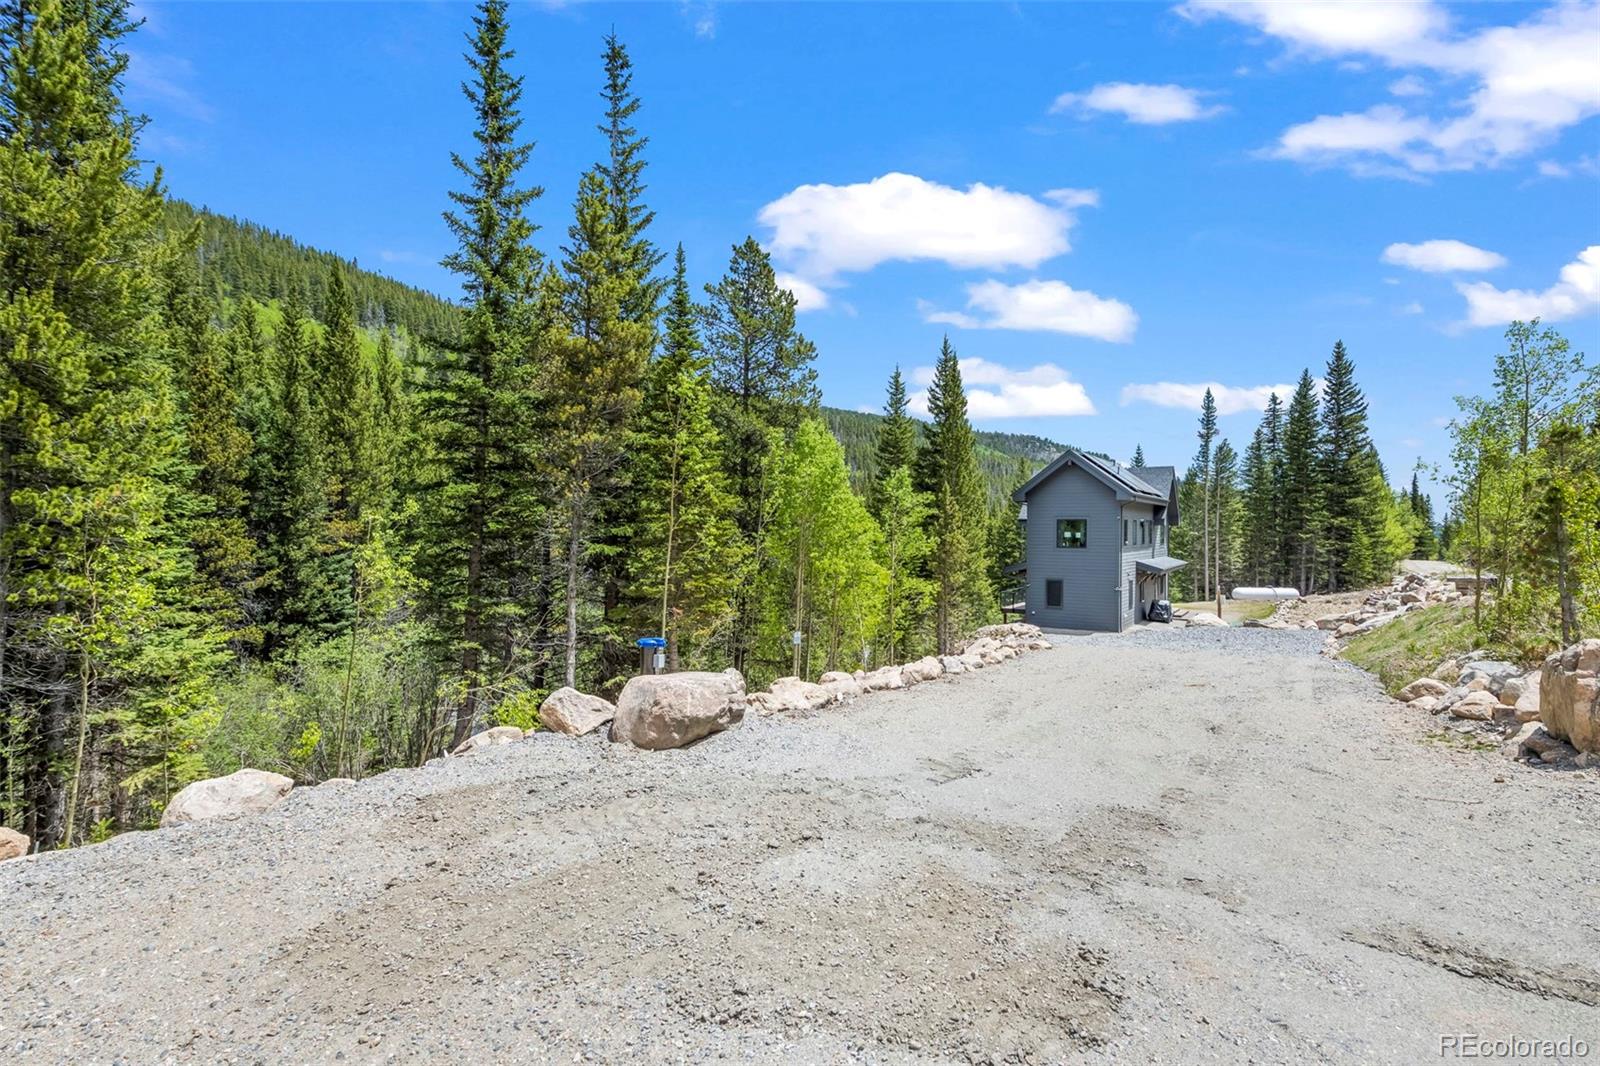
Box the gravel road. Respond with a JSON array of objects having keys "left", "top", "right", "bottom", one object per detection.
[{"left": 4, "top": 628, "right": 1597, "bottom": 1064}]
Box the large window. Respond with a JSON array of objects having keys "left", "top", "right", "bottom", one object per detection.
[
  {"left": 1045, "top": 579, "right": 1063, "bottom": 607},
  {"left": 1057, "top": 518, "right": 1087, "bottom": 549}
]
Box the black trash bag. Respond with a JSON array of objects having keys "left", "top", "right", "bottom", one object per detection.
[{"left": 1146, "top": 599, "right": 1172, "bottom": 623}]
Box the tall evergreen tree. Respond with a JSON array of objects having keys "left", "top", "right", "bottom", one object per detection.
[
  {"left": 700, "top": 236, "right": 818, "bottom": 671},
  {"left": 870, "top": 366, "right": 916, "bottom": 516},
  {"left": 549, "top": 166, "right": 652, "bottom": 688},
  {"left": 1210, "top": 439, "right": 1242, "bottom": 594},
  {"left": 414, "top": 0, "right": 545, "bottom": 747},
  {"left": 1317, "top": 341, "right": 1378, "bottom": 592},
  {"left": 1241, "top": 426, "right": 1274, "bottom": 585},
  {"left": 596, "top": 31, "right": 664, "bottom": 325},
  {"left": 628, "top": 246, "right": 741, "bottom": 670},
  {"left": 1131, "top": 443, "right": 1146, "bottom": 467},
  {"left": 916, "top": 338, "right": 992, "bottom": 653},
  {"left": 0, "top": 0, "right": 211, "bottom": 846},
  {"left": 1280, "top": 370, "right": 1323, "bottom": 593},
  {"left": 1188, "top": 390, "right": 1218, "bottom": 599}
]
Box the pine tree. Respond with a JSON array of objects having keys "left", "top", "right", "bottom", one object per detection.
[
  {"left": 629, "top": 246, "right": 741, "bottom": 670},
  {"left": 1318, "top": 341, "right": 1379, "bottom": 592},
  {"left": 1241, "top": 426, "right": 1273, "bottom": 585},
  {"left": 1408, "top": 471, "right": 1439, "bottom": 559},
  {"left": 1210, "top": 439, "right": 1242, "bottom": 594},
  {"left": 1280, "top": 370, "right": 1323, "bottom": 593},
  {"left": 870, "top": 366, "right": 916, "bottom": 517},
  {"left": 1131, "top": 443, "right": 1146, "bottom": 467},
  {"left": 251, "top": 297, "right": 342, "bottom": 651},
  {"left": 701, "top": 236, "right": 818, "bottom": 671},
  {"left": 596, "top": 31, "right": 664, "bottom": 325},
  {"left": 165, "top": 244, "right": 259, "bottom": 656},
  {"left": 1260, "top": 392, "right": 1286, "bottom": 582},
  {"left": 549, "top": 165, "right": 653, "bottom": 688},
  {"left": 916, "top": 338, "right": 992, "bottom": 653},
  {"left": 414, "top": 0, "right": 545, "bottom": 747},
  {"left": 0, "top": 0, "right": 212, "bottom": 846},
  {"left": 1187, "top": 390, "right": 1218, "bottom": 599}
]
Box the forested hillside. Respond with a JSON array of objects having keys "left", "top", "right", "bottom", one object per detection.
[
  {"left": 820, "top": 406, "right": 1061, "bottom": 503},
  {"left": 161, "top": 200, "right": 461, "bottom": 340}
]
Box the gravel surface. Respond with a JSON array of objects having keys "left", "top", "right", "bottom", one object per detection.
[{"left": 3, "top": 628, "right": 1597, "bottom": 1064}]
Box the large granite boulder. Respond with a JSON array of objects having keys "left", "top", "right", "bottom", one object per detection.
[
  {"left": 0, "top": 826, "right": 29, "bottom": 861},
  {"left": 901, "top": 656, "right": 944, "bottom": 684},
  {"left": 539, "top": 687, "right": 616, "bottom": 736},
  {"left": 767, "top": 676, "right": 833, "bottom": 712},
  {"left": 611, "top": 671, "right": 745, "bottom": 750},
  {"left": 452, "top": 725, "right": 527, "bottom": 754},
  {"left": 1398, "top": 677, "right": 1450, "bottom": 702},
  {"left": 161, "top": 769, "right": 294, "bottom": 827},
  {"left": 861, "top": 665, "right": 906, "bottom": 691},
  {"left": 1540, "top": 640, "right": 1600, "bottom": 754}
]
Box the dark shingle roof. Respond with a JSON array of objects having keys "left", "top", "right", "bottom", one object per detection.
[{"left": 1130, "top": 465, "right": 1174, "bottom": 500}]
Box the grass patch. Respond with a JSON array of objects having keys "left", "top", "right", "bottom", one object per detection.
[
  {"left": 1174, "top": 599, "right": 1276, "bottom": 625},
  {"left": 1341, "top": 603, "right": 1516, "bottom": 695}
]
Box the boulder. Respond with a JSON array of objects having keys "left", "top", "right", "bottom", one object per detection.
[
  {"left": 452, "top": 725, "right": 527, "bottom": 754},
  {"left": 959, "top": 652, "right": 985, "bottom": 670},
  {"left": 1448, "top": 690, "right": 1500, "bottom": 721},
  {"left": 1399, "top": 590, "right": 1424, "bottom": 604},
  {"left": 161, "top": 769, "right": 294, "bottom": 827},
  {"left": 818, "top": 671, "right": 854, "bottom": 685},
  {"left": 1314, "top": 617, "right": 1344, "bottom": 631},
  {"left": 769, "top": 676, "right": 833, "bottom": 712},
  {"left": 1539, "top": 639, "right": 1600, "bottom": 754},
  {"left": 972, "top": 622, "right": 1042, "bottom": 641},
  {"left": 611, "top": 671, "right": 746, "bottom": 750},
  {"left": 321, "top": 777, "right": 356, "bottom": 788},
  {"left": 1407, "top": 695, "right": 1440, "bottom": 714},
  {"left": 745, "top": 691, "right": 786, "bottom": 716},
  {"left": 1459, "top": 659, "right": 1521, "bottom": 694},
  {"left": 1430, "top": 658, "right": 1461, "bottom": 683},
  {"left": 1398, "top": 677, "right": 1450, "bottom": 702},
  {"left": 1335, "top": 622, "right": 1359, "bottom": 638},
  {"left": 940, "top": 655, "right": 966, "bottom": 676},
  {"left": 902, "top": 656, "right": 944, "bottom": 684},
  {"left": 820, "top": 675, "right": 862, "bottom": 702},
  {"left": 1503, "top": 720, "right": 1543, "bottom": 758},
  {"left": 538, "top": 687, "right": 616, "bottom": 736},
  {"left": 1513, "top": 671, "right": 1542, "bottom": 720},
  {"left": 0, "top": 826, "right": 29, "bottom": 861},
  {"left": 861, "top": 665, "right": 906, "bottom": 691}
]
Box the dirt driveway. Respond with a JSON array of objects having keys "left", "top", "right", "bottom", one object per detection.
[{"left": 3, "top": 629, "right": 1597, "bottom": 1064}]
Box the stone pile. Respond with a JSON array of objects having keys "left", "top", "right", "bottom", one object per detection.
[
  {"left": 1315, "top": 570, "right": 1460, "bottom": 639},
  {"left": 1391, "top": 639, "right": 1600, "bottom": 771},
  {"left": 745, "top": 623, "right": 1054, "bottom": 716}
]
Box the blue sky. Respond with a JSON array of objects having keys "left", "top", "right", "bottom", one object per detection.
[{"left": 126, "top": 1, "right": 1600, "bottom": 497}]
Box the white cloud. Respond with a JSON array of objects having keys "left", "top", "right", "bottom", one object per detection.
[
  {"left": 1051, "top": 82, "right": 1224, "bottom": 124},
  {"left": 1536, "top": 154, "right": 1600, "bottom": 179},
  {"left": 1119, "top": 380, "right": 1300, "bottom": 416},
  {"left": 774, "top": 272, "right": 829, "bottom": 312},
  {"left": 1398, "top": 301, "right": 1425, "bottom": 315},
  {"left": 1455, "top": 245, "right": 1600, "bottom": 327},
  {"left": 908, "top": 357, "right": 1097, "bottom": 419},
  {"left": 1182, "top": 0, "right": 1600, "bottom": 176},
  {"left": 1388, "top": 74, "right": 1427, "bottom": 97},
  {"left": 124, "top": 49, "right": 215, "bottom": 122},
  {"left": 1381, "top": 239, "right": 1506, "bottom": 273},
  {"left": 758, "top": 172, "right": 1095, "bottom": 285},
  {"left": 919, "top": 279, "right": 1137, "bottom": 343}
]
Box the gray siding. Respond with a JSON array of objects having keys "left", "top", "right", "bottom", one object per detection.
[
  {"left": 1021, "top": 463, "right": 1121, "bottom": 631},
  {"left": 1117, "top": 503, "right": 1161, "bottom": 628}
]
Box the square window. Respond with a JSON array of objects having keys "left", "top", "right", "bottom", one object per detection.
[
  {"left": 1057, "top": 519, "right": 1087, "bottom": 549},
  {"left": 1045, "top": 579, "right": 1063, "bottom": 608}
]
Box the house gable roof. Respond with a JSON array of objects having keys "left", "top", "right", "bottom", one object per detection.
[
  {"left": 1012, "top": 448, "right": 1168, "bottom": 507},
  {"left": 1131, "top": 464, "right": 1181, "bottom": 525}
]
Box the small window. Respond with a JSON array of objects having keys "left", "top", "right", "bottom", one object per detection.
[
  {"left": 1045, "top": 579, "right": 1063, "bottom": 608},
  {"left": 1122, "top": 519, "right": 1130, "bottom": 546},
  {"left": 1140, "top": 519, "right": 1149, "bottom": 545},
  {"left": 1057, "top": 519, "right": 1087, "bottom": 549},
  {"left": 1127, "top": 580, "right": 1134, "bottom": 609}
]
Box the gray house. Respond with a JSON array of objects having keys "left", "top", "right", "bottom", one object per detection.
[{"left": 1008, "top": 450, "right": 1185, "bottom": 632}]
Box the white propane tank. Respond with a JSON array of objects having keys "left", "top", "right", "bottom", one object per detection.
[{"left": 1230, "top": 587, "right": 1301, "bottom": 601}]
